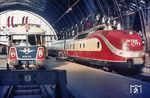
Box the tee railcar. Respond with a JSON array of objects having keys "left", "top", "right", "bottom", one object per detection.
[
  {"left": 49, "top": 40, "right": 65, "bottom": 57},
  {"left": 7, "top": 24, "right": 46, "bottom": 69},
  {"left": 50, "top": 25, "right": 145, "bottom": 73},
  {"left": 49, "top": 40, "right": 68, "bottom": 61}
]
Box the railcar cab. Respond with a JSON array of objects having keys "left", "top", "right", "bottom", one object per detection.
[{"left": 7, "top": 24, "right": 46, "bottom": 69}]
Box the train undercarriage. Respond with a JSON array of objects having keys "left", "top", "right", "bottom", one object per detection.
[
  {"left": 7, "top": 62, "right": 45, "bottom": 70},
  {"left": 67, "top": 56, "right": 144, "bottom": 74}
]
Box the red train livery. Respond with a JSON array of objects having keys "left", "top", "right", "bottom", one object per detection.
[{"left": 50, "top": 26, "right": 145, "bottom": 73}]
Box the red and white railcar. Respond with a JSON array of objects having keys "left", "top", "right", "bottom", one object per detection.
[{"left": 50, "top": 25, "right": 145, "bottom": 72}]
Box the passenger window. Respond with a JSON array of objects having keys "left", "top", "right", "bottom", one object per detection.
[
  {"left": 80, "top": 43, "right": 82, "bottom": 48},
  {"left": 83, "top": 43, "right": 85, "bottom": 48},
  {"left": 97, "top": 42, "right": 100, "bottom": 48}
]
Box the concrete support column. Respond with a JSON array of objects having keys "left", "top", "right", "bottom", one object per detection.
[{"left": 145, "top": 2, "right": 150, "bottom": 66}]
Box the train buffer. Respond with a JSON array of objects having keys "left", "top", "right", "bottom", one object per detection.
[{"left": 0, "top": 70, "right": 69, "bottom": 98}]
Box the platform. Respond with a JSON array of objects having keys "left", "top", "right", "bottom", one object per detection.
[
  {"left": 45, "top": 57, "right": 150, "bottom": 98},
  {"left": 0, "top": 57, "right": 150, "bottom": 98}
]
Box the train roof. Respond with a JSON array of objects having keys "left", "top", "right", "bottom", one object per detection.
[
  {"left": 76, "top": 23, "right": 123, "bottom": 36},
  {"left": 8, "top": 24, "right": 45, "bottom": 35},
  {"left": 52, "top": 40, "right": 65, "bottom": 44},
  {"left": 95, "top": 29, "right": 137, "bottom": 34}
]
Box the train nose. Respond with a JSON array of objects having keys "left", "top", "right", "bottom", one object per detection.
[{"left": 126, "top": 58, "right": 144, "bottom": 68}]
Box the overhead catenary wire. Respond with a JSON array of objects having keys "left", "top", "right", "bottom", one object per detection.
[{"left": 53, "top": 0, "right": 80, "bottom": 26}]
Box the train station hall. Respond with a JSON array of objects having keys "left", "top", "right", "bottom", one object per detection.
[{"left": 0, "top": 0, "right": 150, "bottom": 98}]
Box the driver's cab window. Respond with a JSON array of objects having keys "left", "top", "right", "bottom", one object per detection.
[
  {"left": 28, "top": 35, "right": 36, "bottom": 45},
  {"left": 11, "top": 35, "right": 26, "bottom": 46},
  {"left": 11, "top": 34, "right": 42, "bottom": 46},
  {"left": 19, "top": 40, "right": 26, "bottom": 46},
  {"left": 28, "top": 34, "right": 42, "bottom": 46}
]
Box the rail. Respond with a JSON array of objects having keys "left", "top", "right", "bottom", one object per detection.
[{"left": 0, "top": 70, "right": 69, "bottom": 98}]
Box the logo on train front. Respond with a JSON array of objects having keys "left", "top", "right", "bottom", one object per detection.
[
  {"left": 24, "top": 75, "right": 32, "bottom": 82},
  {"left": 130, "top": 85, "right": 142, "bottom": 94}
]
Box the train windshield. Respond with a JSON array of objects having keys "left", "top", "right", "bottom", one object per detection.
[
  {"left": 28, "top": 35, "right": 42, "bottom": 45},
  {"left": 11, "top": 34, "right": 43, "bottom": 46}
]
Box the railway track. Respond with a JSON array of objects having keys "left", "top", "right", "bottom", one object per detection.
[
  {"left": 2, "top": 85, "right": 50, "bottom": 98},
  {"left": 0, "top": 70, "right": 70, "bottom": 98}
]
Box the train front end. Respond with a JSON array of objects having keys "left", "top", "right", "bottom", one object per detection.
[
  {"left": 103, "top": 30, "right": 145, "bottom": 72},
  {"left": 121, "top": 31, "right": 145, "bottom": 69},
  {"left": 7, "top": 24, "right": 46, "bottom": 69},
  {"left": 8, "top": 46, "right": 45, "bottom": 68}
]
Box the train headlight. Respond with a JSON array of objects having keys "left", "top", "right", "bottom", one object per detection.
[
  {"left": 139, "top": 52, "right": 145, "bottom": 57},
  {"left": 38, "top": 49, "right": 43, "bottom": 57},
  {"left": 142, "top": 52, "right": 145, "bottom": 56},
  {"left": 36, "top": 47, "right": 45, "bottom": 65},
  {"left": 9, "top": 47, "right": 17, "bottom": 60},
  {"left": 10, "top": 52, "right": 16, "bottom": 57},
  {"left": 37, "top": 47, "right": 45, "bottom": 59},
  {"left": 129, "top": 31, "right": 133, "bottom": 34}
]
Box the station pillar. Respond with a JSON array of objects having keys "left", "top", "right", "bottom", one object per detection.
[{"left": 145, "top": 2, "right": 150, "bottom": 66}]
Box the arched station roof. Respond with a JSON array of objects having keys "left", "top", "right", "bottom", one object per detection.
[{"left": 0, "top": 0, "right": 148, "bottom": 40}]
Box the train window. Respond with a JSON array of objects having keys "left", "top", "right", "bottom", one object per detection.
[
  {"left": 28, "top": 34, "right": 42, "bottom": 45},
  {"left": 83, "top": 43, "right": 85, "bottom": 48},
  {"left": 97, "top": 42, "right": 100, "bottom": 48},
  {"left": 12, "top": 40, "right": 26, "bottom": 46},
  {"left": 28, "top": 35, "right": 36, "bottom": 45},
  {"left": 12, "top": 35, "right": 26, "bottom": 46},
  {"left": 80, "top": 43, "right": 82, "bottom": 48}
]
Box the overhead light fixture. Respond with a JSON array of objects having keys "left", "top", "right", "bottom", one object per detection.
[{"left": 66, "top": 7, "right": 72, "bottom": 13}]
